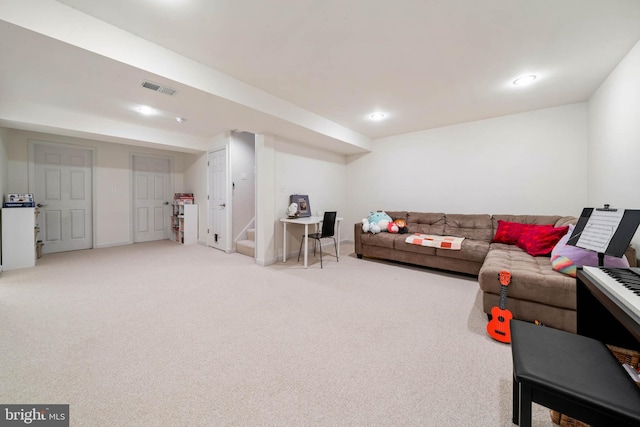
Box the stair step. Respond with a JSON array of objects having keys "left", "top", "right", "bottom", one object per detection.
[
  {"left": 236, "top": 239, "right": 255, "bottom": 258},
  {"left": 246, "top": 228, "right": 255, "bottom": 241}
]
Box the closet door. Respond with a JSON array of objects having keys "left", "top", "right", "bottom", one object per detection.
[
  {"left": 34, "top": 143, "right": 93, "bottom": 254},
  {"left": 132, "top": 155, "right": 171, "bottom": 242}
]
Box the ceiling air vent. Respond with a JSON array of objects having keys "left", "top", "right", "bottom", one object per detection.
[{"left": 141, "top": 80, "right": 177, "bottom": 96}]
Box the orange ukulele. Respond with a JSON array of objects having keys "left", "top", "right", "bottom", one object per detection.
[{"left": 487, "top": 270, "right": 513, "bottom": 343}]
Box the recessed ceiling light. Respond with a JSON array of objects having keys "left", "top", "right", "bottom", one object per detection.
[
  {"left": 137, "top": 105, "right": 156, "bottom": 115},
  {"left": 369, "top": 112, "right": 386, "bottom": 121},
  {"left": 512, "top": 75, "right": 537, "bottom": 86},
  {"left": 176, "top": 117, "right": 186, "bottom": 124}
]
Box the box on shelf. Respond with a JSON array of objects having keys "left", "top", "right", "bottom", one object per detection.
[
  {"left": 4, "top": 193, "right": 35, "bottom": 208},
  {"left": 173, "top": 192, "right": 194, "bottom": 204}
]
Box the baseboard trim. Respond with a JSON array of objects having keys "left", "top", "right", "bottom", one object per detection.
[{"left": 94, "top": 241, "right": 131, "bottom": 249}]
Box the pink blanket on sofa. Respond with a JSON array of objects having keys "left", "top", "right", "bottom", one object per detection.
[{"left": 405, "top": 233, "right": 464, "bottom": 250}]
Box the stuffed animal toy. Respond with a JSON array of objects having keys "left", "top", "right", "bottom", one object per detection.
[
  {"left": 387, "top": 222, "right": 399, "bottom": 233},
  {"left": 394, "top": 219, "right": 408, "bottom": 234},
  {"left": 362, "top": 217, "right": 380, "bottom": 234},
  {"left": 287, "top": 203, "right": 299, "bottom": 217},
  {"left": 362, "top": 210, "right": 393, "bottom": 234},
  {"left": 369, "top": 211, "right": 392, "bottom": 230}
]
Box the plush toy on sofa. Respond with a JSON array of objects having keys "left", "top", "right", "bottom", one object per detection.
[
  {"left": 362, "top": 218, "right": 378, "bottom": 234},
  {"left": 394, "top": 218, "right": 408, "bottom": 234},
  {"left": 362, "top": 210, "right": 393, "bottom": 234},
  {"left": 386, "top": 218, "right": 409, "bottom": 234}
]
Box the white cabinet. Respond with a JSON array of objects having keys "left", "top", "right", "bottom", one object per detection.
[
  {"left": 171, "top": 203, "right": 198, "bottom": 245},
  {"left": 1, "top": 207, "right": 37, "bottom": 270}
]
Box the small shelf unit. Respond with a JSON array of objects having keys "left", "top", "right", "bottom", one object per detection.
[
  {"left": 171, "top": 202, "right": 198, "bottom": 244},
  {"left": 1, "top": 207, "right": 39, "bottom": 270}
]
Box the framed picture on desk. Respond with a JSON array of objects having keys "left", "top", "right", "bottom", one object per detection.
[{"left": 290, "top": 194, "right": 311, "bottom": 217}]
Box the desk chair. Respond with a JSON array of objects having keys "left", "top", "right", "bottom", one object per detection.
[{"left": 298, "top": 211, "right": 338, "bottom": 268}]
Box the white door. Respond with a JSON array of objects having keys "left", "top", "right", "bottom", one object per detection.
[
  {"left": 34, "top": 143, "right": 93, "bottom": 254},
  {"left": 208, "top": 149, "right": 228, "bottom": 251},
  {"left": 132, "top": 155, "right": 171, "bottom": 242}
]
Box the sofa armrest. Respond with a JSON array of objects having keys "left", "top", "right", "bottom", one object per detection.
[
  {"left": 626, "top": 245, "right": 637, "bottom": 267},
  {"left": 354, "top": 223, "right": 363, "bottom": 256}
]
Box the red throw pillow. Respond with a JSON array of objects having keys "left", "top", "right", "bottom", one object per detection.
[
  {"left": 492, "top": 220, "right": 537, "bottom": 245},
  {"left": 516, "top": 225, "right": 569, "bottom": 257}
]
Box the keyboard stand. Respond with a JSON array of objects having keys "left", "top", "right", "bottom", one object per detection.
[{"left": 577, "top": 268, "right": 640, "bottom": 350}]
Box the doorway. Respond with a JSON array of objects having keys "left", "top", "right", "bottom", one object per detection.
[
  {"left": 32, "top": 142, "right": 93, "bottom": 254},
  {"left": 132, "top": 155, "right": 172, "bottom": 243},
  {"left": 207, "top": 148, "right": 228, "bottom": 251}
]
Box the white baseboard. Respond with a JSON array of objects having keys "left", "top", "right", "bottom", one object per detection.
[{"left": 94, "top": 241, "right": 131, "bottom": 249}]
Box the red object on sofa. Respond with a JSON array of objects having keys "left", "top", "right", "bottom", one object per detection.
[
  {"left": 516, "top": 225, "right": 569, "bottom": 257},
  {"left": 492, "top": 220, "right": 537, "bottom": 245}
]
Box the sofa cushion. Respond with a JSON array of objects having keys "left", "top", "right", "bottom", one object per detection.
[
  {"left": 550, "top": 225, "right": 630, "bottom": 277},
  {"left": 492, "top": 220, "right": 537, "bottom": 245},
  {"left": 492, "top": 214, "right": 563, "bottom": 237},
  {"left": 360, "top": 232, "right": 398, "bottom": 249},
  {"left": 554, "top": 216, "right": 578, "bottom": 227},
  {"left": 444, "top": 214, "right": 493, "bottom": 242},
  {"left": 407, "top": 212, "right": 445, "bottom": 235},
  {"left": 395, "top": 239, "right": 437, "bottom": 255},
  {"left": 385, "top": 211, "right": 409, "bottom": 222},
  {"left": 478, "top": 243, "right": 576, "bottom": 310},
  {"left": 436, "top": 239, "right": 490, "bottom": 263},
  {"left": 516, "top": 225, "right": 569, "bottom": 257}
]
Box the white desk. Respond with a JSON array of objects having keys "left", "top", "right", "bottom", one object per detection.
[{"left": 280, "top": 216, "right": 343, "bottom": 268}]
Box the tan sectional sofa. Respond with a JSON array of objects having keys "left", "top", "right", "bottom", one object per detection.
[{"left": 354, "top": 211, "right": 637, "bottom": 333}]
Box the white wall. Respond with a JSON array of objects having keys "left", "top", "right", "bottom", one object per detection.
[
  {"left": 255, "top": 134, "right": 276, "bottom": 265},
  {"left": 0, "top": 127, "right": 9, "bottom": 266},
  {"left": 6, "top": 129, "right": 189, "bottom": 248},
  {"left": 183, "top": 151, "right": 208, "bottom": 243},
  {"left": 183, "top": 132, "right": 229, "bottom": 245},
  {"left": 588, "top": 39, "right": 640, "bottom": 251},
  {"left": 254, "top": 135, "right": 348, "bottom": 264},
  {"left": 346, "top": 103, "right": 589, "bottom": 240},
  {"left": 275, "top": 138, "right": 348, "bottom": 258},
  {"left": 231, "top": 131, "right": 256, "bottom": 245},
  {"left": 0, "top": 128, "right": 8, "bottom": 198}
]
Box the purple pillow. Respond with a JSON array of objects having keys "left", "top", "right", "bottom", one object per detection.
[{"left": 551, "top": 224, "right": 629, "bottom": 277}]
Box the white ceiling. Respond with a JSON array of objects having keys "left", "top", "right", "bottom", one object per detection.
[{"left": 1, "top": 0, "right": 640, "bottom": 154}]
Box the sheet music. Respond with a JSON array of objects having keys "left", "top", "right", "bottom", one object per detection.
[{"left": 577, "top": 209, "right": 624, "bottom": 252}]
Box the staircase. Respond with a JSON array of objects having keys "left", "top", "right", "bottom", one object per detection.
[{"left": 236, "top": 228, "right": 255, "bottom": 258}]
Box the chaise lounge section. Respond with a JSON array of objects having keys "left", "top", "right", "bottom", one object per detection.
[
  {"left": 479, "top": 215, "right": 580, "bottom": 332},
  {"left": 354, "top": 211, "right": 637, "bottom": 333}
]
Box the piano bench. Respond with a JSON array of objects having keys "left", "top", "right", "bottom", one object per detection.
[{"left": 511, "top": 320, "right": 640, "bottom": 427}]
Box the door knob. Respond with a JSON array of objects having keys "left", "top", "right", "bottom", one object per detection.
[{"left": 219, "top": 203, "right": 226, "bottom": 208}]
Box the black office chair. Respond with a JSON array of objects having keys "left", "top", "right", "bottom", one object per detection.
[{"left": 298, "top": 211, "right": 338, "bottom": 268}]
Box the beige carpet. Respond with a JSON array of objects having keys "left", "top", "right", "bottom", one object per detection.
[{"left": 0, "top": 240, "right": 556, "bottom": 426}]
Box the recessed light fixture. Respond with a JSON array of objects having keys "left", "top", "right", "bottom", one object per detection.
[
  {"left": 176, "top": 117, "right": 186, "bottom": 124},
  {"left": 369, "top": 112, "right": 386, "bottom": 121},
  {"left": 512, "top": 75, "right": 537, "bottom": 86},
  {"left": 137, "top": 105, "right": 156, "bottom": 115}
]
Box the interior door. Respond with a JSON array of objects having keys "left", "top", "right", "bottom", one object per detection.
[
  {"left": 33, "top": 143, "right": 93, "bottom": 254},
  {"left": 132, "top": 155, "right": 171, "bottom": 242},
  {"left": 208, "top": 148, "right": 228, "bottom": 251}
]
